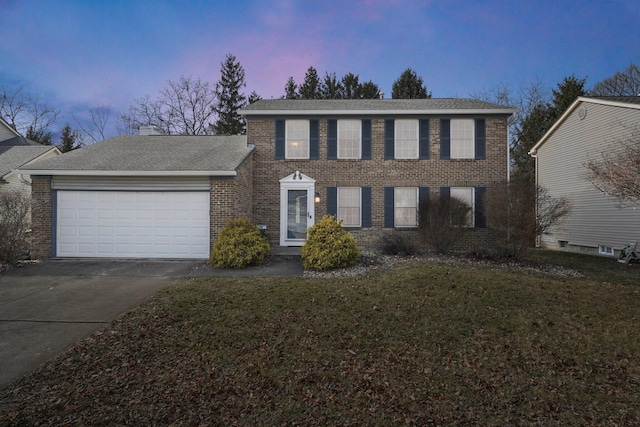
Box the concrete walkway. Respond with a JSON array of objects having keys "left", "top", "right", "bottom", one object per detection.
[{"left": 0, "top": 256, "right": 303, "bottom": 389}]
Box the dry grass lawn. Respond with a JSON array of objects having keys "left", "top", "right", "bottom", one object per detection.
[{"left": 1, "top": 251, "right": 639, "bottom": 426}]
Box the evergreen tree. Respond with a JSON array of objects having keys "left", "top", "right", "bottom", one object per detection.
[
  {"left": 320, "top": 72, "right": 343, "bottom": 99},
  {"left": 213, "top": 54, "right": 248, "bottom": 135},
  {"left": 58, "top": 124, "right": 80, "bottom": 152},
  {"left": 248, "top": 91, "right": 262, "bottom": 104},
  {"left": 298, "top": 67, "right": 321, "bottom": 99},
  {"left": 359, "top": 81, "right": 382, "bottom": 99},
  {"left": 552, "top": 74, "right": 586, "bottom": 117},
  {"left": 341, "top": 73, "right": 360, "bottom": 99},
  {"left": 284, "top": 77, "right": 298, "bottom": 99},
  {"left": 391, "top": 68, "right": 432, "bottom": 99},
  {"left": 511, "top": 102, "right": 555, "bottom": 183}
]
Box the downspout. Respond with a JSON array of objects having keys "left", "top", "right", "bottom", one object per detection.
[{"left": 530, "top": 150, "right": 541, "bottom": 248}]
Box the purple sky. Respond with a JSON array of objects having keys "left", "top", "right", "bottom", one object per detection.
[{"left": 1, "top": 0, "right": 639, "bottom": 137}]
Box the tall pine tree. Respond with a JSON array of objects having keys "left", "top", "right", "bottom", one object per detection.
[
  {"left": 298, "top": 67, "right": 321, "bottom": 99},
  {"left": 391, "top": 68, "right": 431, "bottom": 99},
  {"left": 213, "top": 54, "right": 248, "bottom": 135},
  {"left": 58, "top": 124, "right": 80, "bottom": 152}
]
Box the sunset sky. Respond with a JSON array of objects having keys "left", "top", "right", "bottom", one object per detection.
[{"left": 1, "top": 0, "right": 638, "bottom": 137}]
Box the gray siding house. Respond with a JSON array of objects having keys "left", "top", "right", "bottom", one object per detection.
[{"left": 529, "top": 96, "right": 640, "bottom": 257}]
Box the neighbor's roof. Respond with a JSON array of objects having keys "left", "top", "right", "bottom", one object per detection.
[
  {"left": 529, "top": 96, "right": 640, "bottom": 155},
  {"left": 0, "top": 136, "right": 41, "bottom": 147},
  {"left": 0, "top": 145, "right": 59, "bottom": 180},
  {"left": 18, "top": 134, "right": 253, "bottom": 177},
  {"left": 241, "top": 98, "right": 517, "bottom": 116}
]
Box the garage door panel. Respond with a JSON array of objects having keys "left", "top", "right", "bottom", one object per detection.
[{"left": 57, "top": 191, "right": 210, "bottom": 259}]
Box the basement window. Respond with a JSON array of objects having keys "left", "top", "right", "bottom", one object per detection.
[{"left": 598, "top": 245, "right": 615, "bottom": 256}]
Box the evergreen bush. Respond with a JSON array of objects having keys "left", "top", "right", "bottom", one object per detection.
[
  {"left": 301, "top": 215, "right": 359, "bottom": 271},
  {"left": 209, "top": 218, "right": 270, "bottom": 269}
]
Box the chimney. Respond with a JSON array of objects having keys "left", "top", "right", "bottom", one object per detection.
[{"left": 139, "top": 125, "right": 164, "bottom": 135}]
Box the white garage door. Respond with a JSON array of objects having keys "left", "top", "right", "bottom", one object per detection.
[{"left": 56, "top": 191, "right": 210, "bottom": 259}]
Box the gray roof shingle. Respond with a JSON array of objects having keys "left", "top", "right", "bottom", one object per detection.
[
  {"left": 0, "top": 146, "right": 57, "bottom": 179},
  {"left": 241, "top": 98, "right": 517, "bottom": 115},
  {"left": 19, "top": 135, "right": 252, "bottom": 175}
]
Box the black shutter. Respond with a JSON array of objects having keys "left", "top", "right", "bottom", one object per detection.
[
  {"left": 361, "top": 187, "right": 372, "bottom": 227},
  {"left": 327, "top": 187, "right": 337, "bottom": 217},
  {"left": 361, "top": 120, "right": 372, "bottom": 160},
  {"left": 418, "top": 187, "right": 430, "bottom": 227},
  {"left": 419, "top": 119, "right": 430, "bottom": 159},
  {"left": 275, "top": 120, "right": 285, "bottom": 160},
  {"left": 384, "top": 119, "right": 395, "bottom": 160},
  {"left": 475, "top": 119, "right": 486, "bottom": 160},
  {"left": 327, "top": 119, "right": 337, "bottom": 160},
  {"left": 440, "top": 118, "right": 450, "bottom": 160},
  {"left": 310, "top": 120, "right": 319, "bottom": 160},
  {"left": 440, "top": 186, "right": 450, "bottom": 199},
  {"left": 474, "top": 187, "right": 487, "bottom": 228},
  {"left": 384, "top": 187, "right": 395, "bottom": 228}
]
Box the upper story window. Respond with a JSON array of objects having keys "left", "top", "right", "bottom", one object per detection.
[
  {"left": 440, "top": 118, "right": 486, "bottom": 160},
  {"left": 338, "top": 120, "right": 361, "bottom": 159},
  {"left": 286, "top": 120, "right": 309, "bottom": 159},
  {"left": 338, "top": 187, "right": 361, "bottom": 227},
  {"left": 450, "top": 119, "right": 475, "bottom": 159},
  {"left": 394, "top": 119, "right": 419, "bottom": 159}
]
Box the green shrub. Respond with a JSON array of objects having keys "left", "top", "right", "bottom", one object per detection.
[
  {"left": 301, "top": 215, "right": 359, "bottom": 271},
  {"left": 209, "top": 218, "right": 270, "bottom": 269}
]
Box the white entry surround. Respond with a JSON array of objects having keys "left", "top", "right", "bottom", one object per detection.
[{"left": 279, "top": 171, "right": 315, "bottom": 246}]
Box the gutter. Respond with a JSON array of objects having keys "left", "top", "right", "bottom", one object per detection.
[{"left": 14, "top": 170, "right": 238, "bottom": 177}]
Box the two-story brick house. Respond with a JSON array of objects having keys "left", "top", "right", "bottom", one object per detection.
[
  {"left": 21, "top": 99, "right": 514, "bottom": 259},
  {"left": 242, "top": 99, "right": 515, "bottom": 249}
]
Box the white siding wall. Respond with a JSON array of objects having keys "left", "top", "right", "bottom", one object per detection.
[
  {"left": 0, "top": 124, "right": 18, "bottom": 141},
  {"left": 537, "top": 101, "right": 640, "bottom": 252}
]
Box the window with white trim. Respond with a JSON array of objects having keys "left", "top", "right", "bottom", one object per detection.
[
  {"left": 338, "top": 120, "right": 361, "bottom": 159},
  {"left": 598, "top": 245, "right": 614, "bottom": 256},
  {"left": 338, "top": 187, "right": 361, "bottom": 227},
  {"left": 395, "top": 187, "right": 418, "bottom": 227},
  {"left": 450, "top": 119, "right": 474, "bottom": 159},
  {"left": 450, "top": 187, "right": 474, "bottom": 227},
  {"left": 394, "top": 119, "right": 418, "bottom": 159},
  {"left": 286, "top": 120, "right": 309, "bottom": 159}
]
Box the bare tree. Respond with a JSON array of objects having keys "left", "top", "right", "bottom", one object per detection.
[
  {"left": 585, "top": 126, "right": 640, "bottom": 204},
  {"left": 418, "top": 194, "right": 471, "bottom": 254},
  {"left": 121, "top": 76, "right": 217, "bottom": 135},
  {"left": 485, "top": 182, "right": 570, "bottom": 258},
  {"left": 0, "top": 85, "right": 60, "bottom": 142},
  {"left": 73, "top": 106, "right": 110, "bottom": 144},
  {"left": 590, "top": 62, "right": 640, "bottom": 97},
  {"left": 0, "top": 190, "right": 31, "bottom": 264}
]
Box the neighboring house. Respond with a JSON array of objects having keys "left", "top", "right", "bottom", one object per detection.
[
  {"left": 529, "top": 96, "right": 640, "bottom": 257},
  {"left": 0, "top": 117, "right": 60, "bottom": 195},
  {"left": 21, "top": 99, "right": 515, "bottom": 260}
]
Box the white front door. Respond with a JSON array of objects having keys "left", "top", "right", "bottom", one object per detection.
[{"left": 280, "top": 171, "right": 315, "bottom": 246}]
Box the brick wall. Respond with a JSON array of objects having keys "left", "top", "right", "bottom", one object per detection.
[
  {"left": 30, "top": 176, "right": 52, "bottom": 259},
  {"left": 248, "top": 117, "right": 508, "bottom": 250},
  {"left": 209, "top": 151, "right": 254, "bottom": 248}
]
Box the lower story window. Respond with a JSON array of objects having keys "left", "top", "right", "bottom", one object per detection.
[
  {"left": 338, "top": 187, "right": 361, "bottom": 227},
  {"left": 395, "top": 187, "right": 418, "bottom": 227},
  {"left": 450, "top": 187, "right": 474, "bottom": 227}
]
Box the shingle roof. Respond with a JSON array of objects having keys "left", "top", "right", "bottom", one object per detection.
[
  {"left": 0, "top": 136, "right": 41, "bottom": 147},
  {"left": 589, "top": 96, "right": 640, "bottom": 105},
  {"left": 0, "top": 146, "right": 58, "bottom": 179},
  {"left": 241, "top": 98, "right": 517, "bottom": 115},
  {"left": 19, "top": 135, "right": 253, "bottom": 176}
]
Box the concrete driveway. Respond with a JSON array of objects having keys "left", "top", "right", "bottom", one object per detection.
[{"left": 0, "top": 259, "right": 201, "bottom": 389}]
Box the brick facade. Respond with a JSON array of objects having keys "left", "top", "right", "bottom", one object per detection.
[
  {"left": 30, "top": 176, "right": 52, "bottom": 259},
  {"left": 210, "top": 152, "right": 254, "bottom": 246},
  {"left": 247, "top": 116, "right": 509, "bottom": 249}
]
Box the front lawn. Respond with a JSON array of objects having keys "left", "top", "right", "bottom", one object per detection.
[{"left": 2, "top": 252, "right": 639, "bottom": 426}]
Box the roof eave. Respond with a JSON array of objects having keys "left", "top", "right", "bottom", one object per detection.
[
  {"left": 242, "top": 108, "right": 517, "bottom": 117},
  {"left": 15, "top": 170, "right": 237, "bottom": 177}
]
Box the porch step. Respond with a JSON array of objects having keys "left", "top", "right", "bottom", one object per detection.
[{"left": 270, "top": 246, "right": 301, "bottom": 259}]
